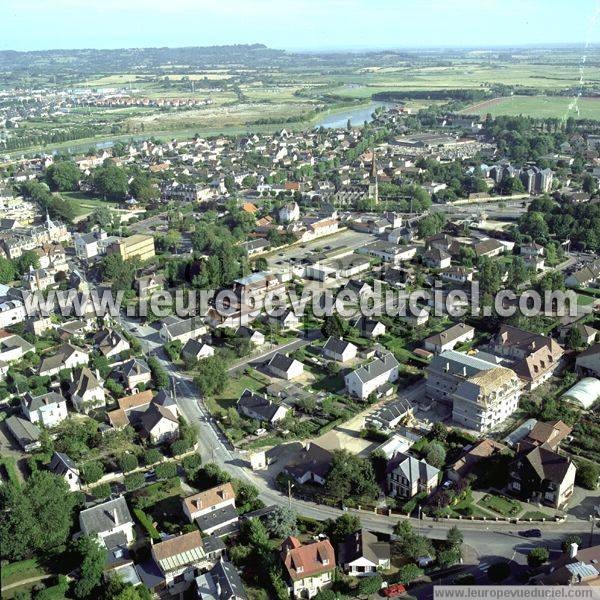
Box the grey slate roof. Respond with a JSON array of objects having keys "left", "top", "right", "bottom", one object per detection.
[
  {"left": 23, "top": 391, "right": 66, "bottom": 411},
  {"left": 49, "top": 451, "right": 78, "bottom": 476},
  {"left": 323, "top": 336, "right": 354, "bottom": 356},
  {"left": 237, "top": 389, "right": 283, "bottom": 422},
  {"left": 339, "top": 529, "right": 390, "bottom": 566},
  {"left": 387, "top": 452, "right": 439, "bottom": 483},
  {"left": 195, "top": 504, "right": 239, "bottom": 536},
  {"left": 6, "top": 415, "right": 40, "bottom": 449},
  {"left": 351, "top": 352, "right": 399, "bottom": 384},
  {"left": 69, "top": 367, "right": 101, "bottom": 397},
  {"left": 79, "top": 496, "right": 133, "bottom": 535},
  {"left": 267, "top": 353, "right": 297, "bottom": 373},
  {"left": 196, "top": 560, "right": 248, "bottom": 600}
]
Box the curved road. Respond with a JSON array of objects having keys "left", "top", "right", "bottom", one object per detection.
[{"left": 117, "top": 314, "right": 599, "bottom": 561}]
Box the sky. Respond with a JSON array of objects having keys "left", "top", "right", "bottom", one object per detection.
[{"left": 2, "top": 0, "right": 600, "bottom": 52}]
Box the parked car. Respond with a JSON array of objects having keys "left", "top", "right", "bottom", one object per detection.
[
  {"left": 519, "top": 529, "right": 542, "bottom": 538},
  {"left": 382, "top": 584, "right": 406, "bottom": 597}
]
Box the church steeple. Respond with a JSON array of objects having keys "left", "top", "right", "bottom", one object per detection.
[{"left": 369, "top": 149, "right": 378, "bottom": 204}]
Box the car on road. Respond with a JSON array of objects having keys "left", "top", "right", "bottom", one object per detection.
[
  {"left": 381, "top": 584, "right": 406, "bottom": 597},
  {"left": 519, "top": 528, "right": 542, "bottom": 538}
]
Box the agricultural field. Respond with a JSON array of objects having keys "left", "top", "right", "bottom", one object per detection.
[{"left": 460, "top": 95, "right": 600, "bottom": 120}]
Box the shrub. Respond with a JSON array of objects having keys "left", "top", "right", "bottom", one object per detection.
[
  {"left": 527, "top": 547, "right": 549, "bottom": 568},
  {"left": 171, "top": 438, "right": 192, "bottom": 456},
  {"left": 575, "top": 460, "right": 599, "bottom": 490},
  {"left": 118, "top": 453, "right": 138, "bottom": 473},
  {"left": 133, "top": 507, "right": 160, "bottom": 541},
  {"left": 124, "top": 472, "right": 145, "bottom": 491},
  {"left": 561, "top": 534, "right": 582, "bottom": 553},
  {"left": 144, "top": 449, "right": 162, "bottom": 465},
  {"left": 81, "top": 461, "right": 104, "bottom": 484},
  {"left": 90, "top": 483, "right": 111, "bottom": 499},
  {"left": 154, "top": 462, "right": 178, "bottom": 480},
  {"left": 487, "top": 562, "right": 510, "bottom": 582},
  {"left": 182, "top": 453, "right": 202, "bottom": 481}
]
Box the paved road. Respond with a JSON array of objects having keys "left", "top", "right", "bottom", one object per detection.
[{"left": 115, "top": 314, "right": 599, "bottom": 564}]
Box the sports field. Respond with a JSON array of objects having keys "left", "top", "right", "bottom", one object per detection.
[{"left": 460, "top": 95, "right": 600, "bottom": 120}]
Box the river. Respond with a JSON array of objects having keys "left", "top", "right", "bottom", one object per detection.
[{"left": 314, "top": 101, "right": 395, "bottom": 129}]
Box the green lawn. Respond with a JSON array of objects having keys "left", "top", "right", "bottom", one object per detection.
[
  {"left": 521, "top": 510, "right": 554, "bottom": 521},
  {"left": 207, "top": 372, "right": 268, "bottom": 415},
  {"left": 61, "top": 191, "right": 120, "bottom": 217},
  {"left": 0, "top": 559, "right": 46, "bottom": 587},
  {"left": 478, "top": 494, "right": 522, "bottom": 517},
  {"left": 462, "top": 95, "right": 600, "bottom": 120},
  {"left": 576, "top": 293, "right": 596, "bottom": 307}
]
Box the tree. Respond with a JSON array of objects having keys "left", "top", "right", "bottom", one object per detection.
[
  {"left": 73, "top": 535, "right": 107, "bottom": 599},
  {"left": 430, "top": 422, "right": 448, "bottom": 443},
  {"left": 124, "top": 472, "right": 144, "bottom": 490},
  {"left": 46, "top": 160, "right": 81, "bottom": 191},
  {"left": 182, "top": 453, "right": 202, "bottom": 481},
  {"left": 527, "top": 547, "right": 549, "bottom": 567},
  {"left": 396, "top": 563, "right": 424, "bottom": 585},
  {"left": 561, "top": 534, "right": 582, "bottom": 554},
  {"left": 326, "top": 513, "right": 361, "bottom": 544},
  {"left": 0, "top": 256, "right": 17, "bottom": 284},
  {"left": 418, "top": 214, "right": 445, "bottom": 238},
  {"left": 477, "top": 257, "right": 503, "bottom": 296},
  {"left": 193, "top": 356, "right": 228, "bottom": 396},
  {"left": 565, "top": 327, "right": 584, "bottom": 350},
  {"left": 94, "top": 163, "right": 129, "bottom": 201},
  {"left": 575, "top": 460, "right": 599, "bottom": 490},
  {"left": 446, "top": 525, "right": 463, "bottom": 549},
  {"left": 507, "top": 256, "right": 528, "bottom": 288},
  {"left": 16, "top": 250, "right": 41, "bottom": 275},
  {"left": 154, "top": 461, "right": 177, "bottom": 480},
  {"left": 118, "top": 453, "right": 138, "bottom": 473},
  {"left": 582, "top": 174, "right": 598, "bottom": 195},
  {"left": 437, "top": 548, "right": 461, "bottom": 568},
  {"left": 425, "top": 441, "right": 447, "bottom": 469},
  {"left": 487, "top": 562, "right": 510, "bottom": 582},
  {"left": 81, "top": 461, "right": 104, "bottom": 484},
  {"left": 164, "top": 230, "right": 182, "bottom": 252},
  {"left": 321, "top": 314, "right": 347, "bottom": 338},
  {"left": 358, "top": 574, "right": 382, "bottom": 597},
  {"left": 265, "top": 506, "right": 299, "bottom": 538},
  {"left": 147, "top": 356, "right": 169, "bottom": 389},
  {"left": 325, "top": 450, "right": 379, "bottom": 503}
]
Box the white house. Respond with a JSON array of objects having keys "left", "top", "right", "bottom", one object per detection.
[
  {"left": 278, "top": 202, "right": 300, "bottom": 223},
  {"left": 267, "top": 353, "right": 304, "bottom": 380},
  {"left": 338, "top": 530, "right": 390, "bottom": 577},
  {"left": 49, "top": 451, "right": 80, "bottom": 491},
  {"left": 424, "top": 323, "right": 475, "bottom": 354},
  {"left": 21, "top": 391, "right": 68, "bottom": 428},
  {"left": 79, "top": 496, "right": 135, "bottom": 546},
  {"left": 38, "top": 343, "right": 89, "bottom": 377},
  {"left": 322, "top": 337, "right": 358, "bottom": 363},
  {"left": 140, "top": 403, "right": 180, "bottom": 444},
  {"left": 183, "top": 483, "right": 236, "bottom": 522},
  {"left": 345, "top": 352, "right": 399, "bottom": 400},
  {"left": 69, "top": 367, "right": 106, "bottom": 413}
]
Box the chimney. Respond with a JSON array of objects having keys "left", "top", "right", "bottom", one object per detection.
[
  {"left": 111, "top": 508, "right": 118, "bottom": 524},
  {"left": 215, "top": 582, "right": 222, "bottom": 597},
  {"left": 195, "top": 499, "right": 202, "bottom": 509},
  {"left": 569, "top": 542, "right": 578, "bottom": 558}
]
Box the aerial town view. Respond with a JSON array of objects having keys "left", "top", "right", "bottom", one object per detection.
[{"left": 0, "top": 1, "right": 599, "bottom": 599}]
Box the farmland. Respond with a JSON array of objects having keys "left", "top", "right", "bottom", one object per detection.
[{"left": 460, "top": 95, "right": 600, "bottom": 120}]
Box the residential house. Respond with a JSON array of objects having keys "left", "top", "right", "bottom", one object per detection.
[
  {"left": 140, "top": 403, "right": 180, "bottom": 444},
  {"left": 151, "top": 531, "right": 225, "bottom": 593},
  {"left": 280, "top": 536, "right": 336, "bottom": 599},
  {"left": 485, "top": 325, "right": 564, "bottom": 390},
  {"left": 237, "top": 389, "right": 289, "bottom": 426},
  {"left": 447, "top": 439, "right": 507, "bottom": 482},
  {"left": 284, "top": 442, "right": 333, "bottom": 485},
  {"left": 386, "top": 453, "right": 439, "bottom": 499},
  {"left": 235, "top": 326, "right": 265, "bottom": 346},
  {"left": 520, "top": 243, "right": 545, "bottom": 271},
  {"left": 160, "top": 316, "right": 207, "bottom": 344},
  {"left": 440, "top": 266, "right": 474, "bottom": 285},
  {"left": 424, "top": 323, "right": 475, "bottom": 354},
  {"left": 120, "top": 358, "right": 152, "bottom": 390},
  {"left": 79, "top": 496, "right": 135, "bottom": 547},
  {"left": 267, "top": 353, "right": 304, "bottom": 380},
  {"left": 106, "top": 389, "right": 154, "bottom": 429},
  {"left": 530, "top": 544, "right": 600, "bottom": 586},
  {"left": 422, "top": 248, "right": 451, "bottom": 269},
  {"left": 21, "top": 391, "right": 68, "bottom": 428},
  {"left": 516, "top": 420, "right": 572, "bottom": 454},
  {"left": 345, "top": 351, "right": 399, "bottom": 400},
  {"left": 38, "top": 343, "right": 89, "bottom": 377},
  {"left": 69, "top": 366, "right": 106, "bottom": 413},
  {"left": 278, "top": 202, "right": 300, "bottom": 223},
  {"left": 575, "top": 343, "right": 600, "bottom": 377},
  {"left": 93, "top": 329, "right": 131, "bottom": 359},
  {"left": 195, "top": 560, "right": 248, "bottom": 600},
  {"left": 322, "top": 337, "right": 358, "bottom": 363},
  {"left": 135, "top": 274, "right": 165, "bottom": 297},
  {"left": 338, "top": 530, "right": 390, "bottom": 577},
  {"left": 183, "top": 483, "right": 239, "bottom": 537},
  {"left": 182, "top": 339, "right": 215, "bottom": 362},
  {"left": 0, "top": 331, "right": 34, "bottom": 363},
  {"left": 268, "top": 309, "right": 300, "bottom": 331},
  {"left": 565, "top": 259, "right": 600, "bottom": 288},
  {"left": 354, "top": 316, "right": 385, "bottom": 339},
  {"left": 473, "top": 238, "right": 505, "bottom": 259},
  {"left": 48, "top": 451, "right": 80, "bottom": 491},
  {"left": 343, "top": 280, "right": 372, "bottom": 298},
  {"left": 508, "top": 446, "right": 576, "bottom": 509}
]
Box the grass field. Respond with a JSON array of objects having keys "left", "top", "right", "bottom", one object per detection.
[
  {"left": 61, "top": 192, "right": 120, "bottom": 218},
  {"left": 461, "top": 95, "right": 600, "bottom": 120}
]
